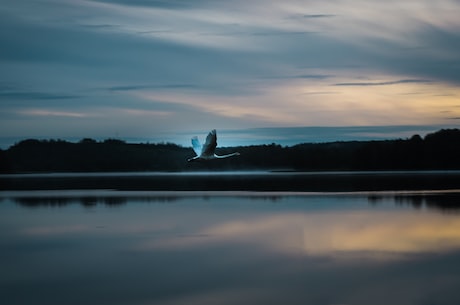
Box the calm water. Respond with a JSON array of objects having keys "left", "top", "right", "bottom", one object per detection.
[
  {"left": 3, "top": 170, "right": 460, "bottom": 191},
  {"left": 1, "top": 189, "right": 460, "bottom": 305}
]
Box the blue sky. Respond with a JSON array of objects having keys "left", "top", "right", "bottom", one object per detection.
[{"left": 1, "top": 0, "right": 460, "bottom": 148}]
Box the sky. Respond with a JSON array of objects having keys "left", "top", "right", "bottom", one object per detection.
[{"left": 1, "top": 0, "right": 460, "bottom": 148}]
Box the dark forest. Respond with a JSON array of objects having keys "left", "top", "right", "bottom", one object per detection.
[{"left": 1, "top": 128, "right": 460, "bottom": 173}]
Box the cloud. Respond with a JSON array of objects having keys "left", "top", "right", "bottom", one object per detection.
[
  {"left": 249, "top": 30, "right": 316, "bottom": 37},
  {"left": 334, "top": 79, "right": 432, "bottom": 86},
  {"left": 220, "top": 125, "right": 445, "bottom": 146},
  {"left": 19, "top": 109, "right": 89, "bottom": 118},
  {"left": 302, "top": 14, "right": 336, "bottom": 19},
  {"left": 107, "top": 84, "right": 197, "bottom": 92},
  {"left": 0, "top": 91, "right": 81, "bottom": 101},
  {"left": 89, "top": 0, "right": 210, "bottom": 9},
  {"left": 1, "top": 0, "right": 460, "bottom": 142},
  {"left": 0, "top": 83, "right": 82, "bottom": 109}
]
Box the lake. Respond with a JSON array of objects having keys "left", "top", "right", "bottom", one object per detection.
[
  {"left": 3, "top": 170, "right": 460, "bottom": 191},
  {"left": 1, "top": 172, "right": 460, "bottom": 305}
]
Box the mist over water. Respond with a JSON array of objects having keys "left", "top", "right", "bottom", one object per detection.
[{"left": 3, "top": 170, "right": 460, "bottom": 192}]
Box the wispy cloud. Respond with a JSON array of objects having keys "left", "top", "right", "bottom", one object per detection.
[
  {"left": 123, "top": 108, "right": 171, "bottom": 117},
  {"left": 334, "top": 79, "right": 432, "bottom": 86},
  {"left": 19, "top": 109, "right": 89, "bottom": 118},
  {"left": 107, "top": 84, "right": 197, "bottom": 92},
  {"left": 0, "top": 91, "right": 81, "bottom": 100},
  {"left": 1, "top": 0, "right": 460, "bottom": 142},
  {"left": 303, "top": 14, "right": 336, "bottom": 18},
  {"left": 0, "top": 83, "right": 81, "bottom": 101}
]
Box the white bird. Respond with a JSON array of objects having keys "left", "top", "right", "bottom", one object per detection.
[{"left": 187, "top": 129, "right": 240, "bottom": 162}]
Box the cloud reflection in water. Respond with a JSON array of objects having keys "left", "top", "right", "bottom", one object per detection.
[
  {"left": 139, "top": 210, "right": 460, "bottom": 260},
  {"left": 3, "top": 193, "right": 460, "bottom": 305}
]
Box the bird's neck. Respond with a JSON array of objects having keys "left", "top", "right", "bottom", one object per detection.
[{"left": 216, "top": 152, "right": 240, "bottom": 158}]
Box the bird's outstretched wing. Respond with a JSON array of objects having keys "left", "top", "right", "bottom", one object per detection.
[
  {"left": 191, "top": 136, "right": 202, "bottom": 156},
  {"left": 201, "top": 129, "right": 217, "bottom": 157}
]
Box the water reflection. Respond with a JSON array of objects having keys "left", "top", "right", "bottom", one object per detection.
[
  {"left": 369, "top": 192, "right": 460, "bottom": 211},
  {"left": 13, "top": 196, "right": 178, "bottom": 207},
  {"left": 13, "top": 196, "right": 125, "bottom": 207},
  {"left": 8, "top": 191, "right": 460, "bottom": 212},
  {"left": 12, "top": 194, "right": 292, "bottom": 207},
  {"left": 2, "top": 193, "right": 460, "bottom": 305},
  {"left": 138, "top": 209, "right": 460, "bottom": 260},
  {"left": 3, "top": 170, "right": 460, "bottom": 192},
  {"left": 395, "top": 194, "right": 460, "bottom": 211}
]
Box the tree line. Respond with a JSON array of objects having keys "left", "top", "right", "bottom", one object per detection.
[{"left": 1, "top": 129, "right": 460, "bottom": 173}]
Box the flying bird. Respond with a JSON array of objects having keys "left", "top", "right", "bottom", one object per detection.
[{"left": 188, "top": 129, "right": 240, "bottom": 162}]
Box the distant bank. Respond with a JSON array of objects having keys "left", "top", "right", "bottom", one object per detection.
[{"left": 1, "top": 129, "right": 459, "bottom": 173}]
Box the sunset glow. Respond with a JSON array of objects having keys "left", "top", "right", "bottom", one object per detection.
[{"left": 1, "top": 0, "right": 459, "bottom": 146}]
